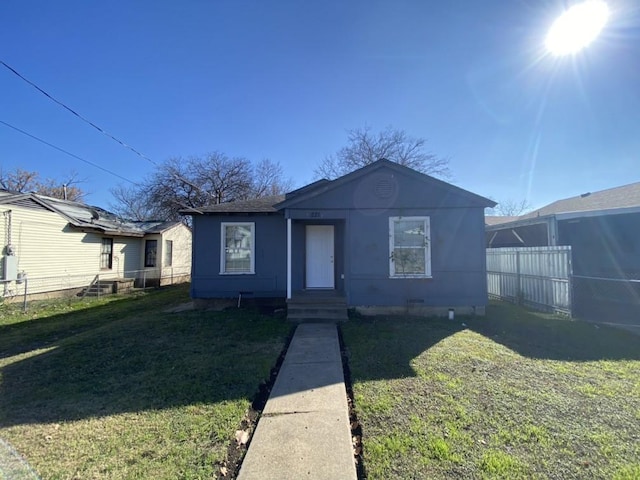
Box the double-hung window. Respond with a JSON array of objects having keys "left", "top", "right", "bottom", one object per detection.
[
  {"left": 145, "top": 240, "right": 158, "bottom": 267},
  {"left": 389, "top": 216, "right": 431, "bottom": 277},
  {"left": 221, "top": 222, "right": 255, "bottom": 274},
  {"left": 164, "top": 240, "right": 173, "bottom": 266},
  {"left": 100, "top": 238, "right": 113, "bottom": 270}
]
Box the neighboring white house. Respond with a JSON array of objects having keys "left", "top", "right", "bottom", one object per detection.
[{"left": 0, "top": 190, "right": 191, "bottom": 299}]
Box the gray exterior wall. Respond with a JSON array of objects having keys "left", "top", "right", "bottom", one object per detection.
[
  {"left": 190, "top": 163, "right": 491, "bottom": 309},
  {"left": 558, "top": 213, "right": 640, "bottom": 277},
  {"left": 286, "top": 166, "right": 490, "bottom": 308},
  {"left": 190, "top": 214, "right": 287, "bottom": 298},
  {"left": 346, "top": 207, "right": 488, "bottom": 307}
]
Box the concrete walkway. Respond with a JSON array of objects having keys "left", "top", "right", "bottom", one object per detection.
[{"left": 237, "top": 323, "right": 357, "bottom": 480}]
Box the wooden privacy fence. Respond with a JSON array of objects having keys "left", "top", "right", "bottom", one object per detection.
[{"left": 486, "top": 246, "right": 572, "bottom": 315}]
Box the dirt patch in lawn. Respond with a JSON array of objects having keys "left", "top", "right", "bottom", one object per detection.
[{"left": 338, "top": 325, "right": 367, "bottom": 480}]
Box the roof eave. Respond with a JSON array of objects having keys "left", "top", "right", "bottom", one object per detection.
[{"left": 276, "top": 159, "right": 496, "bottom": 209}]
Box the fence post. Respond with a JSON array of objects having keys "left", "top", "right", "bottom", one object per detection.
[
  {"left": 97, "top": 273, "right": 100, "bottom": 299},
  {"left": 22, "top": 278, "right": 28, "bottom": 312},
  {"left": 516, "top": 250, "right": 522, "bottom": 305},
  {"left": 567, "top": 249, "right": 574, "bottom": 318},
  {"left": 143, "top": 270, "right": 146, "bottom": 289}
]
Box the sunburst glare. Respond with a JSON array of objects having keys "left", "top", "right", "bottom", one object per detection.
[{"left": 546, "top": 1, "right": 610, "bottom": 55}]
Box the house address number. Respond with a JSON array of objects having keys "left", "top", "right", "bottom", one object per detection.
[{"left": 309, "top": 211, "right": 321, "bottom": 218}]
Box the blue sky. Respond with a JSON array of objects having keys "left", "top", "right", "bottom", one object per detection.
[{"left": 1, "top": 1, "right": 639, "bottom": 211}]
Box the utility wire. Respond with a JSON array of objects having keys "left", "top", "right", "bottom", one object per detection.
[
  {"left": 0, "top": 120, "right": 139, "bottom": 185},
  {"left": 0, "top": 59, "right": 158, "bottom": 167},
  {"left": 0, "top": 59, "right": 206, "bottom": 195},
  {"left": 0, "top": 120, "right": 205, "bottom": 215},
  {"left": 1, "top": 60, "right": 206, "bottom": 214}
]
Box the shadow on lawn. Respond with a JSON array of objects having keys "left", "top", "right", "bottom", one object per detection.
[
  {"left": 3, "top": 295, "right": 638, "bottom": 428},
  {"left": 467, "top": 302, "right": 640, "bottom": 361},
  {"left": 0, "top": 290, "right": 291, "bottom": 428},
  {"left": 342, "top": 301, "right": 640, "bottom": 382},
  {"left": 0, "top": 293, "right": 166, "bottom": 361}
]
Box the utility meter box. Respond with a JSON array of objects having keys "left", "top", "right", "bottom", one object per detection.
[{"left": 3, "top": 255, "right": 18, "bottom": 281}]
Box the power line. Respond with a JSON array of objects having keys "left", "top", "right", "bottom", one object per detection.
[
  {"left": 0, "top": 120, "right": 139, "bottom": 185},
  {"left": 0, "top": 59, "right": 158, "bottom": 167},
  {"left": 1, "top": 60, "right": 209, "bottom": 215},
  {"left": 0, "top": 59, "right": 205, "bottom": 195}
]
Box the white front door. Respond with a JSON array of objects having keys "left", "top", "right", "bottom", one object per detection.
[{"left": 305, "top": 225, "right": 334, "bottom": 289}]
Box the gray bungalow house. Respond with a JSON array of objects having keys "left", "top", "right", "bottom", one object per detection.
[{"left": 183, "top": 159, "right": 495, "bottom": 320}]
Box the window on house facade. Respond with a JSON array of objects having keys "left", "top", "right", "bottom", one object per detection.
[
  {"left": 100, "top": 238, "right": 113, "bottom": 270},
  {"left": 164, "top": 240, "right": 173, "bottom": 266},
  {"left": 389, "top": 216, "right": 431, "bottom": 277},
  {"left": 145, "top": 239, "right": 158, "bottom": 267},
  {"left": 221, "top": 222, "right": 255, "bottom": 274}
]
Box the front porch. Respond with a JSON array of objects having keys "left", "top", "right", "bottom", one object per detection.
[{"left": 286, "top": 216, "right": 346, "bottom": 296}]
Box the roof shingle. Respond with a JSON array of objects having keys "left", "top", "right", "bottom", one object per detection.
[
  {"left": 521, "top": 181, "right": 640, "bottom": 219},
  {"left": 181, "top": 195, "right": 285, "bottom": 214}
]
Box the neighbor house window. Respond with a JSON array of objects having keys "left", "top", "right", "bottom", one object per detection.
[
  {"left": 389, "top": 216, "right": 431, "bottom": 277},
  {"left": 100, "top": 238, "right": 113, "bottom": 270},
  {"left": 221, "top": 222, "right": 255, "bottom": 274},
  {"left": 164, "top": 240, "right": 173, "bottom": 266},
  {"left": 144, "top": 240, "right": 158, "bottom": 267}
]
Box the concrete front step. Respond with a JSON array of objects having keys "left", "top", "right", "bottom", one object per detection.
[
  {"left": 83, "top": 286, "right": 113, "bottom": 297},
  {"left": 287, "top": 307, "right": 348, "bottom": 323},
  {"left": 288, "top": 315, "right": 349, "bottom": 323},
  {"left": 287, "top": 293, "right": 348, "bottom": 322},
  {"left": 82, "top": 278, "right": 136, "bottom": 297}
]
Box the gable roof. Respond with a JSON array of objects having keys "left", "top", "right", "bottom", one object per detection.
[
  {"left": 0, "top": 189, "right": 180, "bottom": 237},
  {"left": 276, "top": 159, "right": 496, "bottom": 209},
  {"left": 520, "top": 181, "right": 640, "bottom": 219},
  {"left": 485, "top": 181, "right": 640, "bottom": 230},
  {"left": 180, "top": 195, "right": 285, "bottom": 215},
  {"left": 180, "top": 159, "right": 496, "bottom": 216},
  {"left": 485, "top": 215, "right": 519, "bottom": 226}
]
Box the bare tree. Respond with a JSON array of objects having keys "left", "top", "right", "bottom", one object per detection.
[
  {"left": 0, "top": 168, "right": 39, "bottom": 192},
  {"left": 35, "top": 172, "right": 87, "bottom": 201},
  {"left": 0, "top": 167, "right": 86, "bottom": 201},
  {"left": 110, "top": 153, "right": 292, "bottom": 222},
  {"left": 252, "top": 158, "right": 294, "bottom": 197},
  {"left": 493, "top": 198, "right": 532, "bottom": 217},
  {"left": 315, "top": 126, "right": 451, "bottom": 180},
  {"left": 109, "top": 184, "right": 159, "bottom": 221},
  {"left": 190, "top": 153, "right": 254, "bottom": 204}
]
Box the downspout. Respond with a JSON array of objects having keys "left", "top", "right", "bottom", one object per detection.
[{"left": 287, "top": 217, "right": 292, "bottom": 299}]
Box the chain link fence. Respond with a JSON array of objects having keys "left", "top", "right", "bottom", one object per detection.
[{"left": 1, "top": 266, "right": 191, "bottom": 310}]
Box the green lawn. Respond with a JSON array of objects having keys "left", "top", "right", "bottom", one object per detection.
[
  {"left": 342, "top": 302, "right": 640, "bottom": 480},
  {"left": 0, "top": 285, "right": 292, "bottom": 479}
]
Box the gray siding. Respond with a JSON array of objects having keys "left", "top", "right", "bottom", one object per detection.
[
  {"left": 558, "top": 213, "right": 640, "bottom": 277},
  {"left": 191, "top": 164, "right": 490, "bottom": 308},
  {"left": 344, "top": 207, "right": 488, "bottom": 307},
  {"left": 191, "top": 214, "right": 287, "bottom": 298}
]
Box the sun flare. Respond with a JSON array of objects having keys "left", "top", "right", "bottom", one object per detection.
[{"left": 546, "top": 0, "right": 609, "bottom": 55}]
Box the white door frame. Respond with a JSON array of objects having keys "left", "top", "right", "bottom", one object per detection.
[{"left": 305, "top": 225, "right": 335, "bottom": 289}]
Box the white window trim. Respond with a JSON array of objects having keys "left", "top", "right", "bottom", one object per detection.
[
  {"left": 389, "top": 216, "right": 432, "bottom": 278},
  {"left": 220, "top": 222, "right": 255, "bottom": 275}
]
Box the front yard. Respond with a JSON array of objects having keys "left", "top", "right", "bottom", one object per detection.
[
  {"left": 3, "top": 290, "right": 639, "bottom": 480},
  {"left": 342, "top": 303, "right": 640, "bottom": 479},
  {"left": 0, "top": 285, "right": 291, "bottom": 479}
]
